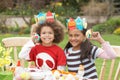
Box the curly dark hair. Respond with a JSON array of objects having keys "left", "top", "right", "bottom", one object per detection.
[{"left": 36, "top": 20, "right": 64, "bottom": 44}]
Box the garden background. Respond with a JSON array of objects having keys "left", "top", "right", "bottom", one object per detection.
[{"left": 0, "top": 0, "right": 120, "bottom": 80}]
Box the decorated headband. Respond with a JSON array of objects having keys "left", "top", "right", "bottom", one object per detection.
[
  {"left": 34, "top": 11, "right": 55, "bottom": 24},
  {"left": 67, "top": 17, "right": 93, "bottom": 38},
  {"left": 66, "top": 17, "right": 87, "bottom": 30}
]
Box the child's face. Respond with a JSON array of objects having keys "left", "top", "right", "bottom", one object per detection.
[
  {"left": 68, "top": 29, "right": 86, "bottom": 49},
  {"left": 40, "top": 26, "right": 54, "bottom": 46}
]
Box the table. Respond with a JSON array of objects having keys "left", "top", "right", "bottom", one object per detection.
[{"left": 13, "top": 68, "right": 98, "bottom": 80}]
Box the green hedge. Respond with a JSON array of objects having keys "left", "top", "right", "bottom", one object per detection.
[{"left": 93, "top": 17, "right": 120, "bottom": 34}]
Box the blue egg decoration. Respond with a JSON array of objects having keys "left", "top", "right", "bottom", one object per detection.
[{"left": 36, "top": 12, "right": 46, "bottom": 24}]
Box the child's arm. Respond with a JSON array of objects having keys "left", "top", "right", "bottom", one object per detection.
[
  {"left": 90, "top": 32, "right": 117, "bottom": 59},
  {"left": 97, "top": 42, "right": 117, "bottom": 59},
  {"left": 18, "top": 40, "right": 35, "bottom": 60}
]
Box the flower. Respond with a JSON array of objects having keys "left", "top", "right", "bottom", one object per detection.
[
  {"left": 55, "top": 14, "right": 59, "bottom": 17},
  {"left": 0, "top": 43, "right": 13, "bottom": 71},
  {"left": 55, "top": 2, "right": 62, "bottom": 6}
]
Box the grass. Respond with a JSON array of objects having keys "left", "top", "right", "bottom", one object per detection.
[
  {"left": 0, "top": 33, "right": 120, "bottom": 80},
  {"left": 92, "top": 34, "right": 120, "bottom": 46}
]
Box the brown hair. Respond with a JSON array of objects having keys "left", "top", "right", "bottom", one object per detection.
[{"left": 36, "top": 20, "right": 64, "bottom": 44}]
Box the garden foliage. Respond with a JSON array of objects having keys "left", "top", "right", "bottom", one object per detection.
[{"left": 93, "top": 17, "right": 120, "bottom": 34}]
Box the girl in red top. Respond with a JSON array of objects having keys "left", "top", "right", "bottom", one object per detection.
[{"left": 28, "top": 18, "right": 66, "bottom": 71}]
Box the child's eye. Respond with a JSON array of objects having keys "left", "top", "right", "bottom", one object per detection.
[
  {"left": 69, "top": 34, "right": 72, "bottom": 37},
  {"left": 49, "top": 32, "right": 53, "bottom": 34},
  {"left": 41, "top": 32, "right": 46, "bottom": 34},
  {"left": 75, "top": 34, "right": 80, "bottom": 37}
]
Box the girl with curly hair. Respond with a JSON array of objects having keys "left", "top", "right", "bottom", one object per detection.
[{"left": 28, "top": 20, "right": 66, "bottom": 71}]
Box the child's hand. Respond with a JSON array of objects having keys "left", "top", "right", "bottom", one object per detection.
[
  {"left": 90, "top": 32, "right": 105, "bottom": 44},
  {"left": 31, "top": 33, "right": 40, "bottom": 44}
]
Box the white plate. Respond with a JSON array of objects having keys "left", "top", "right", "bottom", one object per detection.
[{"left": 30, "top": 72, "right": 45, "bottom": 80}]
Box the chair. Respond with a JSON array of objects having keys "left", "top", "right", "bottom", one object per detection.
[
  {"left": 114, "top": 62, "right": 120, "bottom": 80},
  {"left": 2, "top": 37, "right": 30, "bottom": 67},
  {"left": 99, "top": 46, "right": 120, "bottom": 80}
]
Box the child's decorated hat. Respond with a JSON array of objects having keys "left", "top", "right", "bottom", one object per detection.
[
  {"left": 34, "top": 11, "right": 55, "bottom": 24},
  {"left": 66, "top": 16, "right": 87, "bottom": 31}
]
